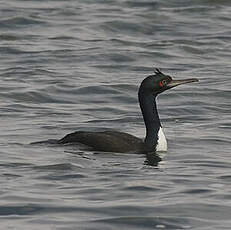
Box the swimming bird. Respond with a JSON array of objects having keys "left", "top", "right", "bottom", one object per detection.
[{"left": 57, "top": 69, "right": 198, "bottom": 153}]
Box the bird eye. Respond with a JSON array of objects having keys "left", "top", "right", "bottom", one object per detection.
[
  {"left": 159, "top": 79, "right": 167, "bottom": 87},
  {"left": 162, "top": 79, "right": 167, "bottom": 85}
]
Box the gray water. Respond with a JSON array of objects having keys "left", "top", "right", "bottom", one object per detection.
[{"left": 0, "top": 0, "right": 231, "bottom": 229}]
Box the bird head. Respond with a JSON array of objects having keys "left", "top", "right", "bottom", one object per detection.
[{"left": 139, "top": 69, "right": 199, "bottom": 96}]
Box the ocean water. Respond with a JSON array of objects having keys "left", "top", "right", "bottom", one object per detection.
[{"left": 0, "top": 0, "right": 231, "bottom": 229}]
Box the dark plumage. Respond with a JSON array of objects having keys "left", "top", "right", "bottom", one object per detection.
[
  {"left": 58, "top": 131, "right": 145, "bottom": 153},
  {"left": 54, "top": 69, "right": 198, "bottom": 153}
]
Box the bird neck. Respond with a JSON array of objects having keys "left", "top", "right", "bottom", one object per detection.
[{"left": 138, "top": 90, "right": 161, "bottom": 149}]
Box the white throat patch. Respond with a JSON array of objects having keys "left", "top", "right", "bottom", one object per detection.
[{"left": 156, "top": 127, "right": 167, "bottom": 152}]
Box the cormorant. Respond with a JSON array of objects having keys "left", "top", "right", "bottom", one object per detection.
[{"left": 56, "top": 69, "right": 198, "bottom": 153}]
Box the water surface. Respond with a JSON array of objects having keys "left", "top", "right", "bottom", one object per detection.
[{"left": 0, "top": 0, "right": 231, "bottom": 229}]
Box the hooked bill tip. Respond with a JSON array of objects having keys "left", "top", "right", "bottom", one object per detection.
[{"left": 191, "top": 78, "right": 199, "bottom": 82}]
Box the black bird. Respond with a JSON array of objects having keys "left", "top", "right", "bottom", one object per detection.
[{"left": 57, "top": 69, "right": 198, "bottom": 153}]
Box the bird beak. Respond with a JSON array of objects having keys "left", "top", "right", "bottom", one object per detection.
[{"left": 167, "top": 78, "right": 199, "bottom": 89}]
